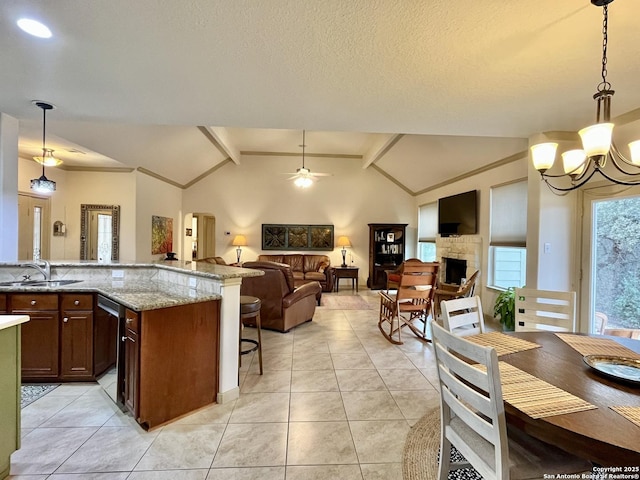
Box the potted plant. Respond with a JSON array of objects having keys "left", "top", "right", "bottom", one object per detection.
[{"left": 493, "top": 287, "right": 516, "bottom": 331}]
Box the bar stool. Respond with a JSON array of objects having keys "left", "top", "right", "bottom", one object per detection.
[{"left": 239, "top": 295, "right": 263, "bottom": 375}]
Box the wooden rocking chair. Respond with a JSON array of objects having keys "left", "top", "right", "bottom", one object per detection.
[{"left": 378, "top": 262, "right": 439, "bottom": 344}]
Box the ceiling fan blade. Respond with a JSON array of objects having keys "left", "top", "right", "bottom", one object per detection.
[{"left": 310, "top": 172, "right": 332, "bottom": 177}]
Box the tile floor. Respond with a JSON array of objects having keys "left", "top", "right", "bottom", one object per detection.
[{"left": 10, "top": 289, "right": 451, "bottom": 480}]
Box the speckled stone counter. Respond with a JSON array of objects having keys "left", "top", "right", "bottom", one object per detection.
[{"left": 0, "top": 261, "right": 263, "bottom": 311}]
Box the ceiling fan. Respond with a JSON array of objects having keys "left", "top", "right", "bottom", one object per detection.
[{"left": 285, "top": 130, "right": 331, "bottom": 188}]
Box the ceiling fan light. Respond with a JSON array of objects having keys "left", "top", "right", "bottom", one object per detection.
[
  {"left": 561, "top": 149, "right": 587, "bottom": 176},
  {"left": 294, "top": 176, "right": 313, "bottom": 188},
  {"left": 628, "top": 140, "right": 640, "bottom": 165},
  {"left": 531, "top": 143, "right": 558, "bottom": 171},
  {"left": 579, "top": 123, "right": 614, "bottom": 157}
]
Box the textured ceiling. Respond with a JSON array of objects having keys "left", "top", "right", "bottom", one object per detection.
[{"left": 2, "top": 0, "right": 640, "bottom": 191}]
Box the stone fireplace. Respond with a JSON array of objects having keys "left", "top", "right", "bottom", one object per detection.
[{"left": 436, "top": 235, "right": 482, "bottom": 285}]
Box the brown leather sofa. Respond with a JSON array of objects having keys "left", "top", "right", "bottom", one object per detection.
[
  {"left": 240, "top": 261, "right": 322, "bottom": 332},
  {"left": 257, "top": 254, "right": 334, "bottom": 292}
]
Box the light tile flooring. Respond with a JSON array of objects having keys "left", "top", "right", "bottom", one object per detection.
[{"left": 10, "top": 289, "right": 449, "bottom": 480}]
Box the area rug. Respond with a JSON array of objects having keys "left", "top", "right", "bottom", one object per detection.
[
  {"left": 402, "top": 407, "right": 481, "bottom": 480},
  {"left": 21, "top": 384, "right": 59, "bottom": 408},
  {"left": 320, "top": 295, "right": 373, "bottom": 310}
]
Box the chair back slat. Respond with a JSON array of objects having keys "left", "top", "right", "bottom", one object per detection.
[
  {"left": 441, "top": 295, "right": 485, "bottom": 336},
  {"left": 515, "top": 288, "right": 576, "bottom": 332}
]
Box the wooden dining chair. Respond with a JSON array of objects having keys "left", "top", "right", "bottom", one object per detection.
[
  {"left": 378, "top": 262, "right": 439, "bottom": 344},
  {"left": 431, "top": 320, "right": 591, "bottom": 479},
  {"left": 594, "top": 311, "right": 608, "bottom": 334},
  {"left": 433, "top": 269, "right": 480, "bottom": 319},
  {"left": 440, "top": 295, "right": 485, "bottom": 337},
  {"left": 514, "top": 288, "right": 576, "bottom": 332}
]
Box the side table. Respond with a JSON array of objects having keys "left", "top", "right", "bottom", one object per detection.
[{"left": 334, "top": 266, "right": 359, "bottom": 292}]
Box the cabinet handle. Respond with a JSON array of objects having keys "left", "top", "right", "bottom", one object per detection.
[
  {"left": 63, "top": 317, "right": 69, "bottom": 323},
  {"left": 126, "top": 318, "right": 133, "bottom": 324},
  {"left": 74, "top": 300, "right": 80, "bottom": 306},
  {"left": 121, "top": 336, "right": 128, "bottom": 342},
  {"left": 31, "top": 300, "right": 36, "bottom": 306}
]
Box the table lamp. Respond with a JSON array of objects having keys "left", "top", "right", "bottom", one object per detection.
[
  {"left": 336, "top": 236, "right": 351, "bottom": 267},
  {"left": 232, "top": 235, "right": 247, "bottom": 263}
]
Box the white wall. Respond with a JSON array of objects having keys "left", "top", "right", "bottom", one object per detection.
[
  {"left": 0, "top": 114, "right": 19, "bottom": 261},
  {"left": 135, "top": 171, "right": 183, "bottom": 262},
  {"left": 183, "top": 154, "right": 416, "bottom": 284}
]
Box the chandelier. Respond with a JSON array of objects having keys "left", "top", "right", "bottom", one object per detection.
[
  {"left": 30, "top": 101, "right": 57, "bottom": 193},
  {"left": 531, "top": 0, "right": 640, "bottom": 193}
]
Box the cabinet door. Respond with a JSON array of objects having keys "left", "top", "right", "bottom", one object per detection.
[
  {"left": 19, "top": 311, "right": 59, "bottom": 379},
  {"left": 60, "top": 311, "right": 94, "bottom": 380},
  {"left": 123, "top": 327, "right": 139, "bottom": 417}
]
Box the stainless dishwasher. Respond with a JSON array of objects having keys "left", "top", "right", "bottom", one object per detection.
[{"left": 96, "top": 294, "right": 126, "bottom": 409}]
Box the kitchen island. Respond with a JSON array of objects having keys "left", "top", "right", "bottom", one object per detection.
[{"left": 0, "top": 261, "right": 262, "bottom": 429}]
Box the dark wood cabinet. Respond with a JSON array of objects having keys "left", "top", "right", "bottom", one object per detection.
[
  {"left": 11, "top": 294, "right": 60, "bottom": 379},
  {"left": 60, "top": 294, "right": 94, "bottom": 380},
  {"left": 123, "top": 308, "right": 140, "bottom": 418},
  {"left": 367, "top": 223, "right": 408, "bottom": 290},
  {"left": 0, "top": 294, "right": 6, "bottom": 313}
]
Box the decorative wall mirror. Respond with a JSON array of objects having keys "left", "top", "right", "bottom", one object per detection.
[{"left": 80, "top": 204, "right": 120, "bottom": 261}]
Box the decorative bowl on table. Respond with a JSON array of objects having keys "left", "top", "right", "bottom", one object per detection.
[{"left": 583, "top": 355, "right": 640, "bottom": 385}]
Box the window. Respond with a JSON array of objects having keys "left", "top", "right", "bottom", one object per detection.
[
  {"left": 418, "top": 202, "right": 437, "bottom": 262},
  {"left": 489, "top": 180, "right": 527, "bottom": 289}
]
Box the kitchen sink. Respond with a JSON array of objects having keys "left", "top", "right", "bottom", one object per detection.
[
  {"left": 28, "top": 279, "right": 83, "bottom": 287},
  {"left": 0, "top": 279, "right": 83, "bottom": 287}
]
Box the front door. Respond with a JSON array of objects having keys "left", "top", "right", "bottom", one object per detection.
[{"left": 18, "top": 193, "right": 51, "bottom": 260}]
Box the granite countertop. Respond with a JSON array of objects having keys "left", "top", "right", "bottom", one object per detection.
[
  {"left": 0, "top": 279, "right": 221, "bottom": 311},
  {"left": 0, "top": 315, "right": 30, "bottom": 330}
]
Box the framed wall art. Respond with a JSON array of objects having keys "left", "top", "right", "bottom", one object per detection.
[{"left": 262, "top": 224, "right": 334, "bottom": 251}]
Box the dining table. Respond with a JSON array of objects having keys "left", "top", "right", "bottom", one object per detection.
[{"left": 492, "top": 331, "right": 640, "bottom": 468}]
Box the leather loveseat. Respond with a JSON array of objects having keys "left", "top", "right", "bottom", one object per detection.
[
  {"left": 240, "top": 261, "right": 322, "bottom": 332},
  {"left": 257, "top": 254, "right": 334, "bottom": 292}
]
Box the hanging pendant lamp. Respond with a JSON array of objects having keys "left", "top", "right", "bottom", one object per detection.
[{"left": 30, "top": 101, "right": 57, "bottom": 193}]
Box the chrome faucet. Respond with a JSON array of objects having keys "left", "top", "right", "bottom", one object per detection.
[{"left": 21, "top": 260, "right": 51, "bottom": 281}]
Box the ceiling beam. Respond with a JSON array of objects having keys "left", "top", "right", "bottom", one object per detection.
[
  {"left": 362, "top": 134, "right": 404, "bottom": 169},
  {"left": 198, "top": 126, "right": 241, "bottom": 164}
]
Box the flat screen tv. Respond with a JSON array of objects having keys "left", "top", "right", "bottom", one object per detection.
[{"left": 438, "top": 190, "right": 478, "bottom": 237}]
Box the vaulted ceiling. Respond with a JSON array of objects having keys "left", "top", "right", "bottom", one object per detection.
[{"left": 2, "top": 0, "right": 640, "bottom": 193}]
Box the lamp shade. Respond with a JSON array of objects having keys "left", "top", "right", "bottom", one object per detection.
[
  {"left": 579, "top": 123, "right": 614, "bottom": 157},
  {"left": 561, "top": 149, "right": 587, "bottom": 176},
  {"left": 629, "top": 140, "right": 640, "bottom": 165},
  {"left": 530, "top": 143, "right": 558, "bottom": 171},
  {"left": 34, "top": 149, "right": 62, "bottom": 167},
  {"left": 232, "top": 235, "right": 247, "bottom": 247},
  {"left": 336, "top": 236, "right": 351, "bottom": 248}
]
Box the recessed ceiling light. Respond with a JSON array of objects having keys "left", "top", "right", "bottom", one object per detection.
[{"left": 17, "top": 18, "right": 52, "bottom": 38}]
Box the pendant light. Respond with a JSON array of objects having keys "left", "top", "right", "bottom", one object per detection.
[
  {"left": 30, "top": 101, "right": 57, "bottom": 193},
  {"left": 530, "top": 0, "right": 640, "bottom": 194}
]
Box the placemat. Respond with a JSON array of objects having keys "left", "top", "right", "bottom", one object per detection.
[
  {"left": 465, "top": 331, "right": 541, "bottom": 356},
  {"left": 555, "top": 333, "right": 640, "bottom": 360},
  {"left": 475, "top": 362, "right": 597, "bottom": 418},
  {"left": 611, "top": 406, "right": 640, "bottom": 428}
]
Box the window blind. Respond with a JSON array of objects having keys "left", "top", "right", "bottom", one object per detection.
[
  {"left": 490, "top": 180, "right": 527, "bottom": 247},
  {"left": 418, "top": 202, "right": 438, "bottom": 242}
]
